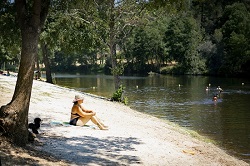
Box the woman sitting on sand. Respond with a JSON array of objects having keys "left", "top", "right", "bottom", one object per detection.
[{"left": 70, "top": 95, "right": 108, "bottom": 130}]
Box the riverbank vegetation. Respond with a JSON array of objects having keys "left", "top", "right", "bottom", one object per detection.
[{"left": 1, "top": 1, "right": 250, "bottom": 78}]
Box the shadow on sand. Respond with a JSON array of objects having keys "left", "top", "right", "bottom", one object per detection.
[{"left": 39, "top": 134, "right": 142, "bottom": 165}]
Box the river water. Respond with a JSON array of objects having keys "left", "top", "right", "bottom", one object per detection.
[{"left": 53, "top": 73, "right": 250, "bottom": 163}]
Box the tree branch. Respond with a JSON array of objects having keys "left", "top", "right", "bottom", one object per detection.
[
  {"left": 15, "top": 0, "right": 26, "bottom": 28},
  {"left": 40, "top": 0, "right": 50, "bottom": 28}
]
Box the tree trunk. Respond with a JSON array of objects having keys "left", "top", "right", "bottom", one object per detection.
[
  {"left": 35, "top": 53, "right": 41, "bottom": 79},
  {"left": 110, "top": 44, "right": 121, "bottom": 90},
  {"left": 0, "top": 0, "right": 50, "bottom": 146},
  {"left": 0, "top": 28, "right": 38, "bottom": 146},
  {"left": 109, "top": 0, "right": 120, "bottom": 90},
  {"left": 41, "top": 42, "right": 53, "bottom": 84}
]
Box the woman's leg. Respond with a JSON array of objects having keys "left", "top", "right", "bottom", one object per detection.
[
  {"left": 77, "top": 116, "right": 108, "bottom": 130},
  {"left": 90, "top": 116, "right": 108, "bottom": 130},
  {"left": 76, "top": 116, "right": 91, "bottom": 126},
  {"left": 95, "top": 116, "right": 108, "bottom": 128}
]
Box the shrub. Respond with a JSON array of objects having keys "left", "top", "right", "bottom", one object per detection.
[{"left": 111, "top": 85, "right": 128, "bottom": 105}]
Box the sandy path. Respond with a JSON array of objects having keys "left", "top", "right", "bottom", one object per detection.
[{"left": 0, "top": 75, "right": 248, "bottom": 166}]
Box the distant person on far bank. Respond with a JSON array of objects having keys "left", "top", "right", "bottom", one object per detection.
[
  {"left": 34, "top": 70, "right": 41, "bottom": 80},
  {"left": 6, "top": 70, "right": 10, "bottom": 76},
  {"left": 0, "top": 70, "right": 10, "bottom": 76},
  {"left": 70, "top": 95, "right": 108, "bottom": 130}
]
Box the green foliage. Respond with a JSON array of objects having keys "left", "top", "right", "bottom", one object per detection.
[
  {"left": 122, "top": 13, "right": 169, "bottom": 74},
  {"left": 50, "top": 51, "right": 77, "bottom": 71},
  {"left": 220, "top": 3, "right": 250, "bottom": 75},
  {"left": 164, "top": 15, "right": 206, "bottom": 74},
  {"left": 40, "top": 9, "right": 98, "bottom": 54},
  {"left": 133, "top": 28, "right": 152, "bottom": 67},
  {"left": 198, "top": 40, "right": 218, "bottom": 74},
  {"left": 39, "top": 0, "right": 105, "bottom": 75},
  {"left": 147, "top": 0, "right": 189, "bottom": 12},
  {"left": 110, "top": 62, "right": 125, "bottom": 76},
  {"left": 1, "top": 0, "right": 250, "bottom": 77},
  {"left": 111, "top": 85, "right": 128, "bottom": 105},
  {"left": 0, "top": 2, "right": 21, "bottom": 66}
]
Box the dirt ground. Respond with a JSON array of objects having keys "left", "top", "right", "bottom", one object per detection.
[{"left": 0, "top": 75, "right": 248, "bottom": 166}]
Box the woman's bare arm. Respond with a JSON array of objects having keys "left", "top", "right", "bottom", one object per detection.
[
  {"left": 79, "top": 104, "right": 95, "bottom": 113},
  {"left": 72, "top": 105, "right": 94, "bottom": 117}
]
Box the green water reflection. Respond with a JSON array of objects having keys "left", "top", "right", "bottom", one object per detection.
[{"left": 54, "top": 74, "right": 250, "bottom": 163}]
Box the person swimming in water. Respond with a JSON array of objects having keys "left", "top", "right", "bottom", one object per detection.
[
  {"left": 212, "top": 94, "right": 219, "bottom": 101},
  {"left": 217, "top": 86, "right": 223, "bottom": 93}
]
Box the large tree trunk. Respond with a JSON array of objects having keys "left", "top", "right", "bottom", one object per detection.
[
  {"left": 0, "top": 27, "right": 38, "bottom": 146},
  {"left": 41, "top": 42, "right": 53, "bottom": 84},
  {"left": 0, "top": 0, "right": 49, "bottom": 146}
]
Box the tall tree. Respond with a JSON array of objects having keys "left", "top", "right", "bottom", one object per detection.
[
  {"left": 40, "top": 0, "right": 99, "bottom": 78},
  {"left": 90, "top": 0, "right": 147, "bottom": 89},
  {"left": 41, "top": 41, "right": 53, "bottom": 83},
  {"left": 220, "top": 2, "right": 250, "bottom": 75},
  {"left": 122, "top": 10, "right": 170, "bottom": 74},
  {"left": 164, "top": 15, "right": 205, "bottom": 74},
  {"left": 0, "top": 0, "right": 50, "bottom": 145},
  {"left": 0, "top": 1, "right": 21, "bottom": 70}
]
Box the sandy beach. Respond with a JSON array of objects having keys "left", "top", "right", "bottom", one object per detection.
[{"left": 0, "top": 74, "right": 248, "bottom": 166}]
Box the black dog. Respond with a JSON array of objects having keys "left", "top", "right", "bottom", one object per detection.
[{"left": 28, "top": 118, "right": 42, "bottom": 134}]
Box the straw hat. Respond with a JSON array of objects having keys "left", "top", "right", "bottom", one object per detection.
[{"left": 73, "top": 95, "right": 84, "bottom": 102}]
